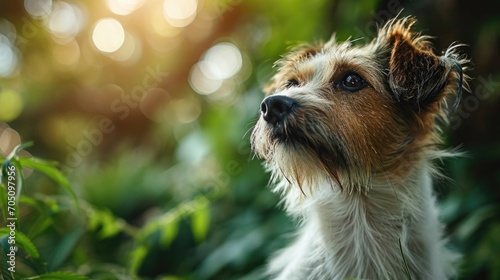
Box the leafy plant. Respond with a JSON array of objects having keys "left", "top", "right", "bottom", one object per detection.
[
  {"left": 0, "top": 143, "right": 217, "bottom": 279},
  {"left": 0, "top": 143, "right": 87, "bottom": 279}
]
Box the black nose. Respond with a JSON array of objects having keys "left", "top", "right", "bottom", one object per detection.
[{"left": 260, "top": 95, "right": 296, "bottom": 124}]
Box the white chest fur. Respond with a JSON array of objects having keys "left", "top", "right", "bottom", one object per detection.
[{"left": 267, "top": 166, "right": 458, "bottom": 280}]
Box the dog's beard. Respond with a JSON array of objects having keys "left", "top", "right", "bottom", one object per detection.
[{"left": 251, "top": 104, "right": 358, "bottom": 193}]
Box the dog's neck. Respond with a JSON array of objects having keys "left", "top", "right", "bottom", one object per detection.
[{"left": 269, "top": 163, "right": 457, "bottom": 280}]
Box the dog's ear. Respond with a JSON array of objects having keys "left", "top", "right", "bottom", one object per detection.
[
  {"left": 389, "top": 34, "right": 449, "bottom": 105},
  {"left": 378, "top": 18, "right": 451, "bottom": 107}
]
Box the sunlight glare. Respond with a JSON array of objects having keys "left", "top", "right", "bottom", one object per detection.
[
  {"left": 92, "top": 18, "right": 125, "bottom": 53},
  {"left": 24, "top": 0, "right": 52, "bottom": 19},
  {"left": 202, "top": 43, "right": 242, "bottom": 80},
  {"left": 108, "top": 32, "right": 141, "bottom": 63},
  {"left": 189, "top": 42, "right": 242, "bottom": 95},
  {"left": 47, "top": 2, "right": 84, "bottom": 40},
  {"left": 0, "top": 35, "right": 17, "bottom": 77},
  {"left": 0, "top": 125, "right": 21, "bottom": 157},
  {"left": 106, "top": 0, "right": 145, "bottom": 15},
  {"left": 163, "top": 0, "right": 198, "bottom": 27},
  {"left": 189, "top": 62, "right": 223, "bottom": 95}
]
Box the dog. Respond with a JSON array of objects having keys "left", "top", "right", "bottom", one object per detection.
[{"left": 250, "top": 16, "right": 469, "bottom": 280}]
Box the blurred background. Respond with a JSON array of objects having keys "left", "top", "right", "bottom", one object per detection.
[{"left": 0, "top": 0, "right": 498, "bottom": 279}]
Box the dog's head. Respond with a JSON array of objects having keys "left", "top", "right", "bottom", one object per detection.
[{"left": 250, "top": 17, "right": 469, "bottom": 193}]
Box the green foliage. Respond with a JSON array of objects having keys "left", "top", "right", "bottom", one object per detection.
[
  {"left": 130, "top": 245, "right": 149, "bottom": 276},
  {"left": 0, "top": 228, "right": 40, "bottom": 259},
  {"left": 190, "top": 204, "right": 210, "bottom": 242},
  {"left": 47, "top": 228, "right": 85, "bottom": 272},
  {"left": 88, "top": 208, "right": 126, "bottom": 239},
  {"left": 0, "top": 143, "right": 220, "bottom": 278},
  {"left": 18, "top": 157, "right": 78, "bottom": 207},
  {"left": 0, "top": 144, "right": 84, "bottom": 279},
  {"left": 22, "top": 272, "right": 89, "bottom": 280}
]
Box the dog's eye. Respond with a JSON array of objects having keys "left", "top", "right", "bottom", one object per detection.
[
  {"left": 339, "top": 73, "right": 367, "bottom": 92},
  {"left": 284, "top": 79, "right": 299, "bottom": 88}
]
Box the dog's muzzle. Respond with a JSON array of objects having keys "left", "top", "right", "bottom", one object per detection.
[{"left": 260, "top": 95, "right": 296, "bottom": 125}]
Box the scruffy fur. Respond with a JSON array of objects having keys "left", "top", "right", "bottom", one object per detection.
[{"left": 251, "top": 17, "right": 469, "bottom": 280}]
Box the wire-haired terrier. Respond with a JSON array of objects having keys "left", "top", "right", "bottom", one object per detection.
[{"left": 251, "top": 16, "right": 469, "bottom": 280}]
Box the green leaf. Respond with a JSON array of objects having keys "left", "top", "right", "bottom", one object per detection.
[
  {"left": 455, "top": 205, "right": 496, "bottom": 241},
  {"left": 28, "top": 215, "right": 54, "bottom": 240},
  {"left": 12, "top": 160, "right": 24, "bottom": 203},
  {"left": 160, "top": 219, "right": 179, "bottom": 247},
  {"left": 0, "top": 142, "right": 33, "bottom": 171},
  {"left": 18, "top": 157, "right": 78, "bottom": 206},
  {"left": 0, "top": 181, "right": 6, "bottom": 221},
  {"left": 191, "top": 207, "right": 210, "bottom": 242},
  {"left": 48, "top": 227, "right": 84, "bottom": 271},
  {"left": 130, "top": 245, "right": 148, "bottom": 275},
  {"left": 18, "top": 195, "right": 38, "bottom": 208},
  {"left": 88, "top": 208, "right": 124, "bottom": 239},
  {"left": 0, "top": 228, "right": 40, "bottom": 258},
  {"left": 22, "top": 271, "right": 88, "bottom": 280}
]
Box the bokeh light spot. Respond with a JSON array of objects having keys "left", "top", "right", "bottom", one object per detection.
[
  {"left": 24, "top": 0, "right": 53, "bottom": 19},
  {"left": 151, "top": 9, "right": 181, "bottom": 37},
  {"left": 189, "top": 62, "right": 223, "bottom": 95},
  {"left": 47, "top": 2, "right": 84, "bottom": 40},
  {"left": 189, "top": 42, "right": 243, "bottom": 95},
  {"left": 92, "top": 18, "right": 125, "bottom": 53},
  {"left": 0, "top": 125, "right": 21, "bottom": 157},
  {"left": 0, "top": 35, "right": 18, "bottom": 77},
  {"left": 0, "top": 19, "right": 17, "bottom": 42},
  {"left": 0, "top": 90, "right": 24, "bottom": 122},
  {"left": 106, "top": 0, "right": 145, "bottom": 15},
  {"left": 202, "top": 42, "right": 242, "bottom": 80},
  {"left": 163, "top": 0, "right": 198, "bottom": 27},
  {"left": 108, "top": 32, "right": 141, "bottom": 63}
]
